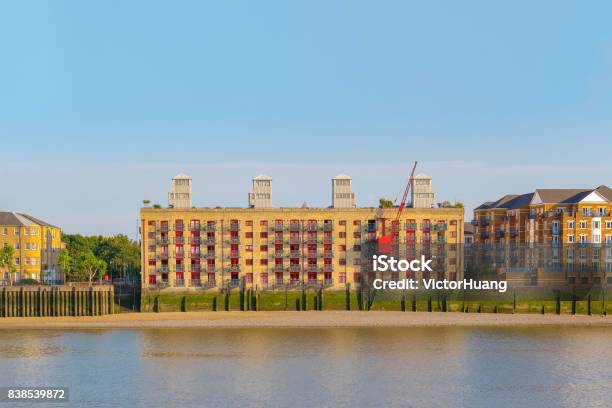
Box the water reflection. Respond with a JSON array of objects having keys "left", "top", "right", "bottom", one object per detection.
[{"left": 0, "top": 327, "right": 609, "bottom": 408}]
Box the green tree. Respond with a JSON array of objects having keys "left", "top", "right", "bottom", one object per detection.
[
  {"left": 440, "top": 200, "right": 453, "bottom": 208},
  {"left": 454, "top": 201, "right": 464, "bottom": 208},
  {"left": 379, "top": 198, "right": 394, "bottom": 208},
  {"left": 76, "top": 251, "right": 107, "bottom": 284},
  {"left": 0, "top": 245, "right": 16, "bottom": 283},
  {"left": 58, "top": 248, "right": 72, "bottom": 275}
]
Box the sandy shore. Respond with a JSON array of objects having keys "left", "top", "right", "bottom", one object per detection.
[{"left": 0, "top": 311, "right": 609, "bottom": 329}]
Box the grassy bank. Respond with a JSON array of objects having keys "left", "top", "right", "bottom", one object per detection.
[{"left": 139, "top": 288, "right": 611, "bottom": 316}]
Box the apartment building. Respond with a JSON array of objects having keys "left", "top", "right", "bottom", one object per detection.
[
  {"left": 411, "top": 173, "right": 435, "bottom": 208},
  {"left": 473, "top": 186, "right": 612, "bottom": 246},
  {"left": 0, "top": 212, "right": 63, "bottom": 283},
  {"left": 471, "top": 185, "right": 612, "bottom": 285},
  {"left": 141, "top": 175, "right": 463, "bottom": 291}
]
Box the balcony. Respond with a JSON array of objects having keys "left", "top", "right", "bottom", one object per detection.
[
  {"left": 229, "top": 251, "right": 240, "bottom": 258},
  {"left": 205, "top": 238, "right": 216, "bottom": 245},
  {"left": 174, "top": 237, "right": 184, "bottom": 245},
  {"left": 323, "top": 265, "right": 333, "bottom": 273},
  {"left": 405, "top": 222, "right": 417, "bottom": 230},
  {"left": 190, "top": 279, "right": 201, "bottom": 287},
  {"left": 175, "top": 265, "right": 184, "bottom": 273},
  {"left": 421, "top": 223, "right": 431, "bottom": 231},
  {"left": 480, "top": 231, "right": 489, "bottom": 239},
  {"left": 175, "top": 279, "right": 185, "bottom": 287},
  {"left": 188, "top": 237, "right": 201, "bottom": 245},
  {"left": 551, "top": 227, "right": 561, "bottom": 235},
  {"left": 323, "top": 223, "right": 333, "bottom": 231},
  {"left": 229, "top": 265, "right": 240, "bottom": 273},
  {"left": 174, "top": 225, "right": 184, "bottom": 232},
  {"left": 227, "top": 237, "right": 240, "bottom": 245},
  {"left": 289, "top": 222, "right": 300, "bottom": 231},
  {"left": 510, "top": 228, "right": 518, "bottom": 238},
  {"left": 175, "top": 252, "right": 185, "bottom": 259},
  {"left": 307, "top": 223, "right": 318, "bottom": 232},
  {"left": 157, "top": 253, "right": 169, "bottom": 260},
  {"left": 273, "top": 266, "right": 286, "bottom": 273},
  {"left": 204, "top": 252, "right": 215, "bottom": 259},
  {"left": 289, "top": 236, "right": 301, "bottom": 244},
  {"left": 323, "top": 278, "right": 333, "bottom": 286},
  {"left": 323, "top": 251, "right": 333, "bottom": 258},
  {"left": 528, "top": 213, "right": 536, "bottom": 220},
  {"left": 304, "top": 238, "right": 322, "bottom": 245},
  {"left": 229, "top": 223, "right": 240, "bottom": 232},
  {"left": 157, "top": 267, "right": 169, "bottom": 274},
  {"left": 367, "top": 223, "right": 376, "bottom": 232},
  {"left": 204, "top": 224, "right": 216, "bottom": 232},
  {"left": 289, "top": 265, "right": 301, "bottom": 273},
  {"left": 495, "top": 230, "right": 505, "bottom": 239},
  {"left": 274, "top": 238, "right": 288, "bottom": 245},
  {"left": 290, "top": 251, "right": 301, "bottom": 258},
  {"left": 156, "top": 238, "right": 170, "bottom": 245},
  {"left": 479, "top": 219, "right": 489, "bottom": 227},
  {"left": 433, "top": 223, "right": 447, "bottom": 232},
  {"left": 584, "top": 211, "right": 610, "bottom": 217},
  {"left": 273, "top": 223, "right": 284, "bottom": 232},
  {"left": 323, "top": 237, "right": 333, "bottom": 244}
]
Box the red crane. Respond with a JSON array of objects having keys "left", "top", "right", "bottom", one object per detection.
[{"left": 377, "top": 161, "right": 418, "bottom": 254}]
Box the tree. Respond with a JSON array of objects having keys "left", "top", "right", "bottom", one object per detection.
[
  {"left": 454, "top": 201, "right": 464, "bottom": 208},
  {"left": 379, "top": 198, "right": 394, "bottom": 208},
  {"left": 439, "top": 200, "right": 453, "bottom": 208},
  {"left": 76, "top": 251, "right": 107, "bottom": 284},
  {"left": 142, "top": 199, "right": 151, "bottom": 206},
  {"left": 58, "top": 248, "right": 72, "bottom": 275},
  {"left": 0, "top": 245, "right": 16, "bottom": 283}
]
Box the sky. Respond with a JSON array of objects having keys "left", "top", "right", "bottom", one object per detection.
[{"left": 1, "top": 1, "right": 612, "bottom": 238}]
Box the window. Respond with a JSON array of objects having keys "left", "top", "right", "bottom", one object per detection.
[
  {"left": 260, "top": 232, "right": 268, "bottom": 239},
  {"left": 339, "top": 245, "right": 346, "bottom": 252},
  {"left": 339, "top": 220, "right": 346, "bottom": 226},
  {"left": 31, "top": 228, "right": 38, "bottom": 236},
  {"left": 593, "top": 234, "right": 601, "bottom": 243},
  {"left": 15, "top": 258, "right": 19, "bottom": 265},
  {"left": 14, "top": 228, "right": 19, "bottom": 235},
  {"left": 339, "top": 232, "right": 346, "bottom": 238},
  {"left": 245, "top": 220, "right": 253, "bottom": 227},
  {"left": 353, "top": 258, "right": 361, "bottom": 265},
  {"left": 24, "top": 228, "right": 29, "bottom": 236},
  {"left": 593, "top": 221, "right": 601, "bottom": 229},
  {"left": 245, "top": 232, "right": 253, "bottom": 238},
  {"left": 353, "top": 245, "right": 361, "bottom": 251},
  {"left": 25, "top": 243, "right": 30, "bottom": 250},
  {"left": 245, "top": 245, "right": 253, "bottom": 252},
  {"left": 567, "top": 221, "right": 574, "bottom": 229},
  {"left": 260, "top": 220, "right": 268, "bottom": 227},
  {"left": 246, "top": 259, "right": 253, "bottom": 266},
  {"left": 353, "top": 220, "right": 361, "bottom": 226},
  {"left": 260, "top": 259, "right": 268, "bottom": 265},
  {"left": 353, "top": 232, "right": 361, "bottom": 238},
  {"left": 260, "top": 245, "right": 268, "bottom": 252},
  {"left": 339, "top": 258, "right": 346, "bottom": 266},
  {"left": 582, "top": 208, "right": 592, "bottom": 216},
  {"left": 2, "top": 228, "right": 6, "bottom": 235},
  {"left": 31, "top": 258, "right": 37, "bottom": 265},
  {"left": 580, "top": 221, "right": 588, "bottom": 229},
  {"left": 606, "top": 221, "right": 612, "bottom": 229},
  {"left": 567, "top": 235, "right": 574, "bottom": 243},
  {"left": 25, "top": 258, "right": 30, "bottom": 265},
  {"left": 32, "top": 243, "right": 38, "bottom": 250}
]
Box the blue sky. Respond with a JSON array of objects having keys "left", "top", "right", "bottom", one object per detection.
[{"left": 1, "top": 1, "right": 611, "bottom": 238}]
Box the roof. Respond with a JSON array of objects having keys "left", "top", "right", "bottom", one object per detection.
[
  {"left": 489, "top": 194, "right": 519, "bottom": 209},
  {"left": 464, "top": 222, "right": 474, "bottom": 234},
  {"left": 533, "top": 189, "right": 591, "bottom": 204},
  {"left": 332, "top": 174, "right": 352, "bottom": 180},
  {"left": 413, "top": 173, "right": 431, "bottom": 179},
  {"left": 172, "top": 173, "right": 191, "bottom": 179},
  {"left": 253, "top": 175, "right": 272, "bottom": 180},
  {"left": 504, "top": 193, "right": 535, "bottom": 209},
  {"left": 0, "top": 211, "right": 58, "bottom": 228},
  {"left": 474, "top": 201, "right": 494, "bottom": 211},
  {"left": 596, "top": 185, "right": 612, "bottom": 201}
]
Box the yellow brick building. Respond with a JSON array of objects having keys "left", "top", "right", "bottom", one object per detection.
[
  {"left": 140, "top": 207, "right": 464, "bottom": 291},
  {"left": 470, "top": 186, "right": 612, "bottom": 286},
  {"left": 0, "top": 212, "right": 63, "bottom": 283}
]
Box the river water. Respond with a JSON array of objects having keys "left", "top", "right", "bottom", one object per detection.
[{"left": 0, "top": 326, "right": 609, "bottom": 407}]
